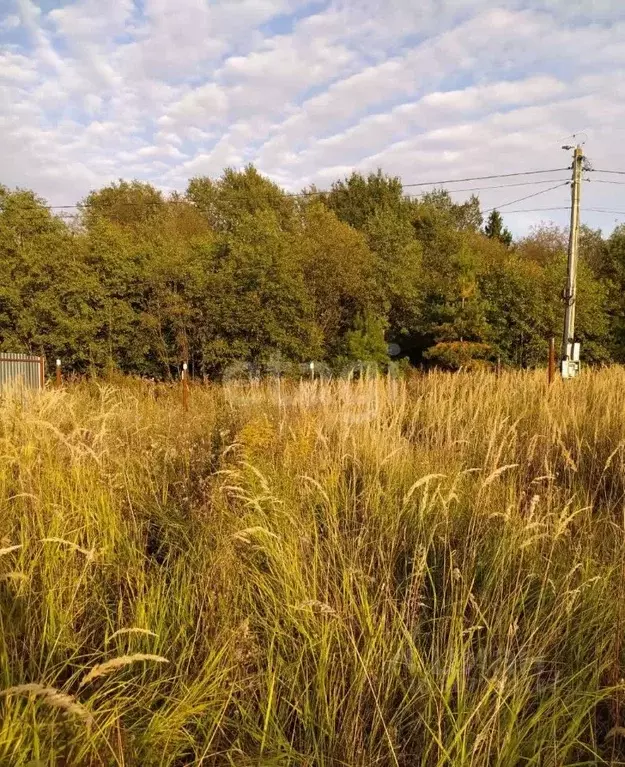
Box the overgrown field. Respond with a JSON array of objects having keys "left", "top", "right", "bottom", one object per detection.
[{"left": 2, "top": 371, "right": 625, "bottom": 766}]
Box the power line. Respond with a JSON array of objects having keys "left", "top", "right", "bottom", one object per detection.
[
  {"left": 587, "top": 179, "right": 625, "bottom": 186},
  {"left": 405, "top": 177, "right": 570, "bottom": 196},
  {"left": 501, "top": 207, "right": 570, "bottom": 214},
  {"left": 1, "top": 167, "right": 572, "bottom": 213},
  {"left": 6, "top": 204, "right": 625, "bottom": 222},
  {"left": 586, "top": 208, "right": 625, "bottom": 214},
  {"left": 285, "top": 168, "right": 570, "bottom": 197},
  {"left": 590, "top": 169, "right": 625, "bottom": 176},
  {"left": 46, "top": 201, "right": 179, "bottom": 210},
  {"left": 482, "top": 182, "right": 570, "bottom": 214},
  {"left": 501, "top": 207, "right": 625, "bottom": 215},
  {"left": 400, "top": 168, "right": 570, "bottom": 189},
  {"left": 51, "top": 174, "right": 570, "bottom": 206}
]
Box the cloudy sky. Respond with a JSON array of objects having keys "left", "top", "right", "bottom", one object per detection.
[{"left": 1, "top": 0, "right": 625, "bottom": 234}]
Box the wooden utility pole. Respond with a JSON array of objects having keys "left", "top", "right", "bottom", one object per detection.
[{"left": 561, "top": 145, "right": 584, "bottom": 378}]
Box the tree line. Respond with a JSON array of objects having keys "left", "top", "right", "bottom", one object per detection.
[{"left": 1, "top": 166, "right": 624, "bottom": 378}]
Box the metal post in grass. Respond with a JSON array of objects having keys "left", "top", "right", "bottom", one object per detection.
[
  {"left": 56, "top": 359, "right": 62, "bottom": 389},
  {"left": 548, "top": 338, "right": 556, "bottom": 385},
  {"left": 182, "top": 362, "right": 189, "bottom": 413}
]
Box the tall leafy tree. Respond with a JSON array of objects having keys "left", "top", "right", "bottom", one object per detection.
[
  {"left": 409, "top": 191, "right": 489, "bottom": 363},
  {"left": 199, "top": 209, "right": 320, "bottom": 373},
  {"left": 0, "top": 188, "right": 101, "bottom": 369},
  {"left": 484, "top": 209, "right": 512, "bottom": 247},
  {"left": 187, "top": 166, "right": 297, "bottom": 233},
  {"left": 602, "top": 225, "right": 625, "bottom": 361},
  {"left": 297, "top": 202, "right": 379, "bottom": 359},
  {"left": 80, "top": 180, "right": 166, "bottom": 230},
  {"left": 321, "top": 170, "right": 406, "bottom": 230},
  {"left": 363, "top": 206, "right": 423, "bottom": 344}
]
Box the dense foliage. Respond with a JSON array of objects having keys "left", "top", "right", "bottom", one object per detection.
[{"left": 1, "top": 168, "right": 622, "bottom": 377}]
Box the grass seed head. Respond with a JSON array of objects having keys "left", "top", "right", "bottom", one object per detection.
[
  {"left": 40, "top": 538, "right": 97, "bottom": 561},
  {"left": 1, "top": 683, "right": 93, "bottom": 726},
  {"left": 80, "top": 654, "right": 169, "bottom": 687},
  {"left": 107, "top": 627, "right": 159, "bottom": 643},
  {"left": 0, "top": 544, "right": 22, "bottom": 557}
]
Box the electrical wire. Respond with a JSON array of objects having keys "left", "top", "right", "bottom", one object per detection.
[
  {"left": 501, "top": 207, "right": 625, "bottom": 216},
  {"left": 586, "top": 179, "right": 625, "bottom": 186},
  {"left": 400, "top": 168, "right": 570, "bottom": 189},
  {"left": 501, "top": 207, "right": 569, "bottom": 214},
  {"left": 285, "top": 168, "right": 571, "bottom": 197},
  {"left": 6, "top": 203, "right": 625, "bottom": 222},
  {"left": 589, "top": 169, "right": 625, "bottom": 176},
  {"left": 6, "top": 168, "right": 617, "bottom": 223},
  {"left": 585, "top": 208, "right": 625, "bottom": 214},
  {"left": 404, "top": 178, "right": 570, "bottom": 196},
  {"left": 1, "top": 168, "right": 573, "bottom": 214},
  {"left": 481, "top": 182, "right": 570, "bottom": 214},
  {"left": 37, "top": 169, "right": 561, "bottom": 204}
]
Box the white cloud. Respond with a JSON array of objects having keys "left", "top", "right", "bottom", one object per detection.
[
  {"left": 0, "top": 51, "right": 38, "bottom": 83},
  {"left": 0, "top": 14, "right": 21, "bottom": 30},
  {"left": 159, "top": 83, "right": 229, "bottom": 128},
  {"left": 0, "top": 0, "right": 624, "bottom": 233},
  {"left": 137, "top": 144, "right": 187, "bottom": 159}
]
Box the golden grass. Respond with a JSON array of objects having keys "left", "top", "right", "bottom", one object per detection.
[
  {"left": 1, "top": 369, "right": 625, "bottom": 765},
  {"left": 106, "top": 628, "right": 159, "bottom": 643},
  {"left": 0, "top": 544, "right": 22, "bottom": 557},
  {"left": 80, "top": 654, "right": 170, "bottom": 687},
  {"left": 0, "top": 684, "right": 93, "bottom": 726},
  {"left": 39, "top": 537, "right": 97, "bottom": 559}
]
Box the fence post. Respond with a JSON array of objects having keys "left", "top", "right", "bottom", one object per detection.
[
  {"left": 182, "top": 362, "right": 189, "bottom": 413},
  {"left": 56, "top": 359, "right": 62, "bottom": 389},
  {"left": 39, "top": 356, "right": 45, "bottom": 390},
  {"left": 548, "top": 337, "right": 556, "bottom": 385}
]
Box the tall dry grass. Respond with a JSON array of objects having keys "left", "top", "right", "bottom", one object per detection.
[{"left": 1, "top": 370, "right": 625, "bottom": 765}]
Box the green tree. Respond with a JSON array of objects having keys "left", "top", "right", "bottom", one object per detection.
[
  {"left": 187, "top": 166, "right": 297, "bottom": 233},
  {"left": 0, "top": 172, "right": 619, "bottom": 378},
  {"left": 0, "top": 187, "right": 101, "bottom": 369},
  {"left": 600, "top": 225, "right": 625, "bottom": 361},
  {"left": 341, "top": 312, "right": 390, "bottom": 367},
  {"left": 297, "top": 202, "right": 379, "bottom": 359},
  {"left": 409, "top": 193, "right": 490, "bottom": 364},
  {"left": 321, "top": 170, "right": 406, "bottom": 230},
  {"left": 319, "top": 171, "right": 425, "bottom": 358},
  {"left": 80, "top": 180, "right": 166, "bottom": 230},
  {"left": 363, "top": 206, "right": 423, "bottom": 343},
  {"left": 412, "top": 190, "right": 483, "bottom": 237},
  {"left": 199, "top": 210, "right": 320, "bottom": 374},
  {"left": 79, "top": 182, "right": 215, "bottom": 377},
  {"left": 484, "top": 209, "right": 512, "bottom": 247},
  {"left": 505, "top": 225, "right": 612, "bottom": 365}
]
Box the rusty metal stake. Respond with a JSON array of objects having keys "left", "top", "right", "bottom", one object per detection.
[
  {"left": 182, "top": 362, "right": 189, "bottom": 413},
  {"left": 56, "top": 359, "right": 62, "bottom": 389},
  {"left": 548, "top": 337, "right": 556, "bottom": 385}
]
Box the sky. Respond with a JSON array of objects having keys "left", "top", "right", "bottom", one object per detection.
[{"left": 1, "top": 0, "right": 625, "bottom": 236}]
